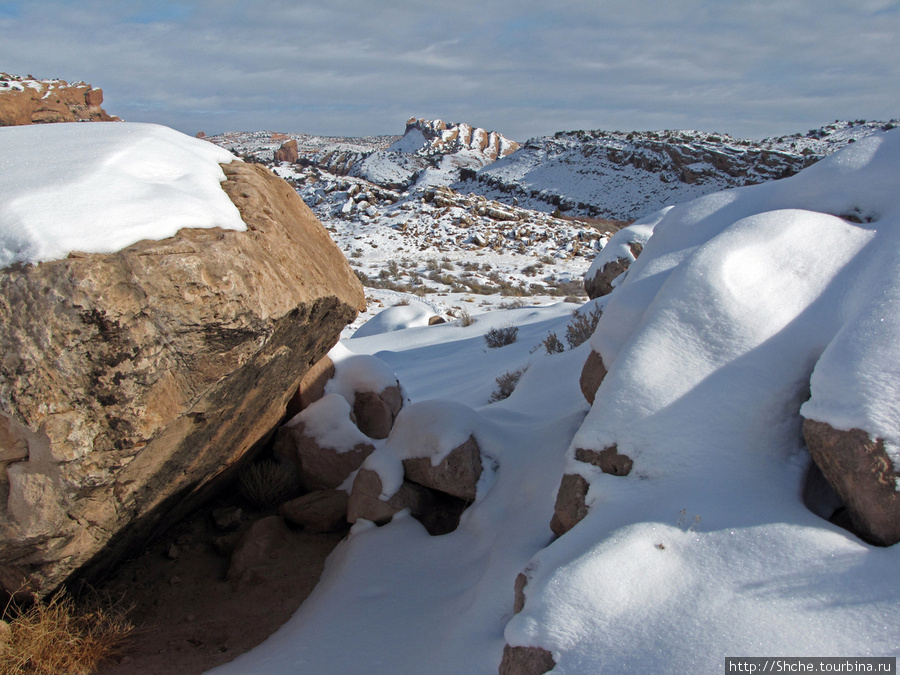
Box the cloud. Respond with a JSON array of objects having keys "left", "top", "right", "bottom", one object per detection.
[{"left": 0, "top": 0, "right": 897, "bottom": 140}]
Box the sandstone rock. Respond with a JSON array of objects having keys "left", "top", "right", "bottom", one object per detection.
[
  {"left": 550, "top": 473, "right": 590, "bottom": 536},
  {"left": 579, "top": 350, "right": 607, "bottom": 405},
  {"left": 227, "top": 516, "right": 290, "bottom": 586},
  {"left": 347, "top": 468, "right": 435, "bottom": 525},
  {"left": 402, "top": 435, "right": 483, "bottom": 502},
  {"left": 498, "top": 644, "right": 556, "bottom": 675},
  {"left": 0, "top": 160, "right": 365, "bottom": 596},
  {"left": 353, "top": 391, "right": 393, "bottom": 440},
  {"left": 575, "top": 446, "right": 633, "bottom": 476},
  {"left": 279, "top": 489, "right": 350, "bottom": 533},
  {"left": 273, "top": 417, "right": 374, "bottom": 491},
  {"left": 803, "top": 419, "right": 900, "bottom": 546},
  {"left": 584, "top": 242, "right": 643, "bottom": 299},
  {"left": 428, "top": 315, "right": 446, "bottom": 325},
  {"left": 274, "top": 139, "right": 298, "bottom": 164}
]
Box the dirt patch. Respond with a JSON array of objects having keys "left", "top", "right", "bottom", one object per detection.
[{"left": 91, "top": 496, "right": 343, "bottom": 675}]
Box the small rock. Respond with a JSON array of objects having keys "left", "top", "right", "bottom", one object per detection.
[
  {"left": 499, "top": 644, "right": 556, "bottom": 675},
  {"left": 212, "top": 506, "right": 243, "bottom": 532},
  {"left": 279, "top": 489, "right": 350, "bottom": 533},
  {"left": 402, "top": 436, "right": 483, "bottom": 502},
  {"left": 574, "top": 446, "right": 633, "bottom": 476},
  {"left": 579, "top": 350, "right": 607, "bottom": 405},
  {"left": 550, "top": 473, "right": 590, "bottom": 536},
  {"left": 166, "top": 544, "right": 180, "bottom": 560},
  {"left": 347, "top": 468, "right": 435, "bottom": 525},
  {"left": 227, "top": 516, "right": 290, "bottom": 584}
]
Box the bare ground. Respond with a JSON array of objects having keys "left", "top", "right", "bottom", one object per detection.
[{"left": 92, "top": 496, "right": 343, "bottom": 675}]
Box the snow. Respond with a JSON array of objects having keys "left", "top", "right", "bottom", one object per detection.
[
  {"left": 286, "top": 394, "right": 373, "bottom": 454},
  {"left": 350, "top": 300, "right": 437, "bottom": 338},
  {"left": 208, "top": 129, "right": 900, "bottom": 674},
  {"left": 324, "top": 342, "right": 402, "bottom": 404},
  {"left": 0, "top": 122, "right": 243, "bottom": 268}
]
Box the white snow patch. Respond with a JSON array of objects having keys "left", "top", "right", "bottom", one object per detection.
[{"left": 286, "top": 394, "right": 372, "bottom": 453}]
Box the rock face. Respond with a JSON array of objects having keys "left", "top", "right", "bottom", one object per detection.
[
  {"left": 803, "top": 419, "right": 900, "bottom": 546},
  {"left": 0, "top": 160, "right": 365, "bottom": 596},
  {"left": 0, "top": 73, "right": 117, "bottom": 126}
]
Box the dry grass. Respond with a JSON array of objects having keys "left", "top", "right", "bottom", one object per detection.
[
  {"left": 238, "top": 459, "right": 298, "bottom": 509},
  {"left": 1, "top": 590, "right": 134, "bottom": 674}
]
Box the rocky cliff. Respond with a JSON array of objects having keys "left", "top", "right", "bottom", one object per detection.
[
  {"left": 0, "top": 73, "right": 118, "bottom": 126},
  {"left": 0, "top": 158, "right": 364, "bottom": 597}
]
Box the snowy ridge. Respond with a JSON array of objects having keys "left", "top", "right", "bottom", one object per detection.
[{"left": 458, "top": 120, "right": 898, "bottom": 220}]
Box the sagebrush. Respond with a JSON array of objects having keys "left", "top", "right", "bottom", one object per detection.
[
  {"left": 484, "top": 325, "right": 518, "bottom": 349},
  {"left": 489, "top": 367, "right": 528, "bottom": 403}
]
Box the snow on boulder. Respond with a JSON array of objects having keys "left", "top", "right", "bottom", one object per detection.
[
  {"left": 324, "top": 343, "right": 406, "bottom": 439},
  {"left": 349, "top": 400, "right": 499, "bottom": 533},
  {"left": 0, "top": 123, "right": 365, "bottom": 596},
  {"left": 351, "top": 301, "right": 442, "bottom": 338},
  {"left": 582, "top": 216, "right": 658, "bottom": 299},
  {"left": 273, "top": 394, "right": 376, "bottom": 491},
  {"left": 507, "top": 129, "right": 900, "bottom": 670},
  {"left": 0, "top": 122, "right": 246, "bottom": 268}
]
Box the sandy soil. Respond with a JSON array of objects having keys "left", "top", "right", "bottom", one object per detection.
[{"left": 93, "top": 496, "right": 343, "bottom": 675}]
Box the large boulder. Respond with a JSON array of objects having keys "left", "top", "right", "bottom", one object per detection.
[
  {"left": 0, "top": 160, "right": 365, "bottom": 596},
  {"left": 803, "top": 419, "right": 900, "bottom": 546}
]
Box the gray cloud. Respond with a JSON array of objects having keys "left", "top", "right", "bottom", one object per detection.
[{"left": 1, "top": 0, "right": 897, "bottom": 141}]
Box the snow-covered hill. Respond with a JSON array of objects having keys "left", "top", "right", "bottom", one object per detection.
[{"left": 458, "top": 120, "right": 898, "bottom": 220}]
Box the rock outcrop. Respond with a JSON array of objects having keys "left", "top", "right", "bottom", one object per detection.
[
  {"left": 0, "top": 73, "right": 117, "bottom": 126},
  {"left": 274, "top": 139, "right": 299, "bottom": 164},
  {"left": 803, "top": 420, "right": 900, "bottom": 546},
  {"left": 0, "top": 160, "right": 365, "bottom": 596},
  {"left": 579, "top": 350, "right": 607, "bottom": 405}
]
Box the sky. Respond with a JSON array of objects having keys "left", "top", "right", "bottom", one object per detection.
[{"left": 1, "top": 0, "right": 898, "bottom": 142}]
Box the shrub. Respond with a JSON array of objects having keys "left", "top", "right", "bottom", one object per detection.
[
  {"left": 542, "top": 332, "right": 565, "bottom": 354},
  {"left": 488, "top": 367, "right": 528, "bottom": 403},
  {"left": 565, "top": 305, "right": 603, "bottom": 349},
  {"left": 454, "top": 308, "right": 476, "bottom": 327},
  {"left": 1, "top": 591, "right": 134, "bottom": 674},
  {"left": 499, "top": 297, "right": 528, "bottom": 309},
  {"left": 238, "top": 459, "right": 297, "bottom": 509},
  {"left": 484, "top": 325, "right": 518, "bottom": 349}
]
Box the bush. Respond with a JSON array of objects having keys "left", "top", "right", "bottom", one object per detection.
[
  {"left": 489, "top": 367, "right": 528, "bottom": 403},
  {"left": 238, "top": 459, "right": 297, "bottom": 509},
  {"left": 565, "top": 306, "right": 603, "bottom": 349},
  {"left": 484, "top": 325, "right": 518, "bottom": 349},
  {"left": 454, "top": 308, "right": 475, "bottom": 327},
  {"left": 1, "top": 591, "right": 134, "bottom": 674},
  {"left": 542, "top": 332, "right": 565, "bottom": 354}
]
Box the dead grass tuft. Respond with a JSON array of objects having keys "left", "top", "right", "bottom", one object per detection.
[{"left": 1, "top": 590, "right": 134, "bottom": 674}]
